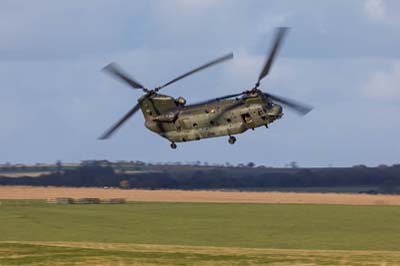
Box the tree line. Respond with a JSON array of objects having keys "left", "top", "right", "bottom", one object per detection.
[{"left": 0, "top": 163, "right": 400, "bottom": 194}]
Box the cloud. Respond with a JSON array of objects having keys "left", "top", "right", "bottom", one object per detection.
[
  {"left": 364, "top": 0, "right": 400, "bottom": 26},
  {"left": 364, "top": 61, "right": 400, "bottom": 101},
  {"left": 364, "top": 0, "right": 386, "bottom": 21},
  {"left": 0, "top": 1, "right": 148, "bottom": 59}
]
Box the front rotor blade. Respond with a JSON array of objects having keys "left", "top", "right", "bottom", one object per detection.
[
  {"left": 257, "top": 27, "right": 289, "bottom": 84},
  {"left": 103, "top": 63, "right": 145, "bottom": 90},
  {"left": 264, "top": 92, "right": 312, "bottom": 116},
  {"left": 99, "top": 101, "right": 142, "bottom": 140},
  {"left": 189, "top": 91, "right": 245, "bottom": 107},
  {"left": 157, "top": 53, "right": 233, "bottom": 91}
]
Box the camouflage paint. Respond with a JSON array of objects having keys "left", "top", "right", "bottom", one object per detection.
[{"left": 141, "top": 91, "right": 282, "bottom": 143}]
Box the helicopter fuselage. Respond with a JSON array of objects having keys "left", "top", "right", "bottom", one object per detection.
[{"left": 141, "top": 92, "right": 283, "bottom": 143}]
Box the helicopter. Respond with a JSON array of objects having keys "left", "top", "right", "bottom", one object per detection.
[{"left": 100, "top": 27, "right": 312, "bottom": 149}]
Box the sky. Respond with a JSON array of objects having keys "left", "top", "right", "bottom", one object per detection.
[{"left": 0, "top": 0, "right": 399, "bottom": 167}]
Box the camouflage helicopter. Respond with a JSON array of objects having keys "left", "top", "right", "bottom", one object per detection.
[{"left": 100, "top": 27, "right": 312, "bottom": 149}]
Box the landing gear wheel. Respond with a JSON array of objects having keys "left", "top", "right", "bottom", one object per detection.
[
  {"left": 228, "top": 136, "right": 236, "bottom": 145},
  {"left": 170, "top": 143, "right": 177, "bottom": 149}
]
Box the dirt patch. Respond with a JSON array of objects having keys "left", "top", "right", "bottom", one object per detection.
[{"left": 1, "top": 186, "right": 400, "bottom": 205}]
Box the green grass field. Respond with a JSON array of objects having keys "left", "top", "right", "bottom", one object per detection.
[{"left": 1, "top": 200, "right": 400, "bottom": 265}]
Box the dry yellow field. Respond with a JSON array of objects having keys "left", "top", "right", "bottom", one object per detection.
[
  {"left": 0, "top": 172, "right": 52, "bottom": 178},
  {"left": 2, "top": 241, "right": 400, "bottom": 266},
  {"left": 1, "top": 186, "right": 400, "bottom": 205}
]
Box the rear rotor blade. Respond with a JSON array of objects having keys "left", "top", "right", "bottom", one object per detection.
[
  {"left": 264, "top": 92, "right": 312, "bottom": 116},
  {"left": 103, "top": 63, "right": 146, "bottom": 90},
  {"left": 156, "top": 53, "right": 233, "bottom": 91},
  {"left": 257, "top": 27, "right": 289, "bottom": 86},
  {"left": 99, "top": 101, "right": 142, "bottom": 140}
]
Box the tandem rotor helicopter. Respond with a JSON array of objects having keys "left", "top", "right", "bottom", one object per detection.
[{"left": 100, "top": 27, "right": 312, "bottom": 149}]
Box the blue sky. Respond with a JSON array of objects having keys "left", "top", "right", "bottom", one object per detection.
[{"left": 1, "top": 0, "right": 399, "bottom": 167}]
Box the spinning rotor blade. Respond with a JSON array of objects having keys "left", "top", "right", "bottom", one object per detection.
[
  {"left": 264, "top": 92, "right": 312, "bottom": 116},
  {"left": 103, "top": 63, "right": 146, "bottom": 90},
  {"left": 189, "top": 91, "right": 245, "bottom": 107},
  {"left": 257, "top": 27, "right": 289, "bottom": 86},
  {"left": 156, "top": 53, "right": 233, "bottom": 91},
  {"left": 99, "top": 101, "right": 143, "bottom": 140}
]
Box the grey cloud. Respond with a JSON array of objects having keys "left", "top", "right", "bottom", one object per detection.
[
  {"left": 364, "top": 61, "right": 400, "bottom": 101},
  {"left": 0, "top": 1, "right": 149, "bottom": 60}
]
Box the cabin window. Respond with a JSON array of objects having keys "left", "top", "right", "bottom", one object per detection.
[
  {"left": 258, "top": 110, "right": 267, "bottom": 120},
  {"left": 241, "top": 113, "right": 253, "bottom": 124}
]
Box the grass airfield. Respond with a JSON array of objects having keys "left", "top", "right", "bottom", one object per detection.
[{"left": 1, "top": 199, "right": 400, "bottom": 265}]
